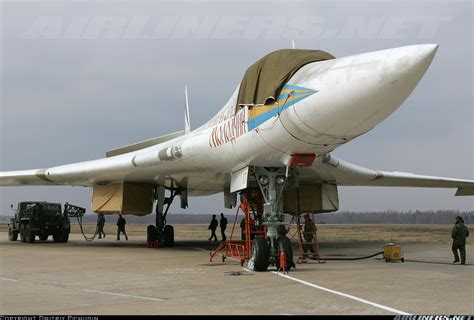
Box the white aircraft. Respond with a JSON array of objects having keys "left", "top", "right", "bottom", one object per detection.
[{"left": 2, "top": 44, "right": 473, "bottom": 270}]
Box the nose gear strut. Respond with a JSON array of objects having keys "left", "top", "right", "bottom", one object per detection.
[{"left": 250, "top": 166, "right": 290, "bottom": 271}]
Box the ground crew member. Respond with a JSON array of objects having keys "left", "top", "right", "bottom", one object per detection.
[
  {"left": 97, "top": 213, "right": 106, "bottom": 239},
  {"left": 452, "top": 216, "right": 469, "bottom": 264},
  {"left": 303, "top": 214, "right": 316, "bottom": 254},
  {"left": 208, "top": 214, "right": 218, "bottom": 242},
  {"left": 220, "top": 213, "right": 228, "bottom": 241},
  {"left": 116, "top": 214, "right": 128, "bottom": 241},
  {"left": 240, "top": 217, "right": 245, "bottom": 240}
]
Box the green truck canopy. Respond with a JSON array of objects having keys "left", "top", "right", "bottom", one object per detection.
[{"left": 237, "top": 49, "right": 335, "bottom": 107}]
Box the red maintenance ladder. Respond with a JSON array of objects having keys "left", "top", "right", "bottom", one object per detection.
[
  {"left": 288, "top": 213, "right": 325, "bottom": 264},
  {"left": 210, "top": 190, "right": 265, "bottom": 266}
]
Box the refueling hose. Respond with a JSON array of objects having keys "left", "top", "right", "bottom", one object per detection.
[
  {"left": 314, "top": 251, "right": 384, "bottom": 261},
  {"left": 75, "top": 215, "right": 99, "bottom": 242}
]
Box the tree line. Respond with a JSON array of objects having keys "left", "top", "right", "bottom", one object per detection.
[{"left": 313, "top": 210, "right": 473, "bottom": 224}]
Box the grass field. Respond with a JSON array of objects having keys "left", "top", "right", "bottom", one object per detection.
[{"left": 1, "top": 223, "right": 471, "bottom": 244}]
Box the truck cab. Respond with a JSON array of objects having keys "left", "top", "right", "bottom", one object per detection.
[{"left": 8, "top": 201, "right": 70, "bottom": 243}]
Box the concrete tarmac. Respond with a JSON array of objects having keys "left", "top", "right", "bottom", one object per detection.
[{"left": 1, "top": 233, "right": 473, "bottom": 315}]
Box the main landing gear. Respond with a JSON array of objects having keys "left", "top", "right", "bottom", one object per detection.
[{"left": 147, "top": 186, "right": 183, "bottom": 248}]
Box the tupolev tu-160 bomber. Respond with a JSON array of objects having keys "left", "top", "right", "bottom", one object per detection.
[{"left": 1, "top": 44, "right": 473, "bottom": 271}]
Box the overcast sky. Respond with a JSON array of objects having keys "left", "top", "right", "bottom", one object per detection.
[{"left": 0, "top": 0, "right": 473, "bottom": 216}]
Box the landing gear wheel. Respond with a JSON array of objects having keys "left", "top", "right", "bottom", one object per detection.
[
  {"left": 39, "top": 235, "right": 48, "bottom": 241},
  {"left": 163, "top": 225, "right": 174, "bottom": 247},
  {"left": 25, "top": 223, "right": 35, "bottom": 243},
  {"left": 8, "top": 225, "right": 18, "bottom": 241},
  {"left": 275, "top": 236, "right": 294, "bottom": 271},
  {"left": 401, "top": 258, "right": 405, "bottom": 263},
  {"left": 20, "top": 224, "right": 26, "bottom": 242},
  {"left": 147, "top": 225, "right": 157, "bottom": 242},
  {"left": 252, "top": 237, "right": 270, "bottom": 271}
]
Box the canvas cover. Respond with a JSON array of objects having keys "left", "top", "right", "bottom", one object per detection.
[
  {"left": 237, "top": 49, "right": 335, "bottom": 107},
  {"left": 283, "top": 183, "right": 339, "bottom": 214},
  {"left": 92, "top": 183, "right": 154, "bottom": 216}
]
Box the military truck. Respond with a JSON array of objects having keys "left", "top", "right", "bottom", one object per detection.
[{"left": 8, "top": 201, "right": 70, "bottom": 243}]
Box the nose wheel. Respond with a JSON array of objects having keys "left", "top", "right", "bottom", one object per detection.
[{"left": 252, "top": 237, "right": 270, "bottom": 271}]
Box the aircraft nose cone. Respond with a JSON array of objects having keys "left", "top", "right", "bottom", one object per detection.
[{"left": 291, "top": 44, "right": 440, "bottom": 139}]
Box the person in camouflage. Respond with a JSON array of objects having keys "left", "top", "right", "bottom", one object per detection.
[
  {"left": 303, "top": 214, "right": 316, "bottom": 254},
  {"left": 452, "top": 216, "right": 469, "bottom": 264}
]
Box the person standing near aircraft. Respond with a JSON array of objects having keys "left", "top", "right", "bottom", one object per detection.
[
  {"left": 116, "top": 214, "right": 128, "bottom": 241},
  {"left": 97, "top": 213, "right": 106, "bottom": 239},
  {"left": 220, "top": 213, "right": 228, "bottom": 241},
  {"left": 302, "top": 214, "right": 316, "bottom": 253},
  {"left": 208, "top": 214, "right": 218, "bottom": 242},
  {"left": 452, "top": 216, "right": 469, "bottom": 264}
]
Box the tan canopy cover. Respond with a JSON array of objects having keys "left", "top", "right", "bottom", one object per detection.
[
  {"left": 237, "top": 49, "right": 335, "bottom": 106},
  {"left": 283, "top": 183, "right": 339, "bottom": 214},
  {"left": 92, "top": 183, "right": 154, "bottom": 216}
]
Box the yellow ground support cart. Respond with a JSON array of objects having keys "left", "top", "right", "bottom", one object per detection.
[{"left": 383, "top": 242, "right": 404, "bottom": 262}]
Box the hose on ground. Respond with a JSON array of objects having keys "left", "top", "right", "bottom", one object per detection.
[{"left": 314, "top": 251, "right": 384, "bottom": 261}]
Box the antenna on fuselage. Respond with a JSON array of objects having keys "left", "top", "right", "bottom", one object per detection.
[{"left": 184, "top": 85, "right": 191, "bottom": 134}]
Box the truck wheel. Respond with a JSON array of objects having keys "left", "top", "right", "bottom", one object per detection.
[
  {"left": 8, "top": 225, "right": 18, "bottom": 241},
  {"left": 252, "top": 237, "right": 270, "bottom": 271},
  {"left": 20, "top": 224, "right": 27, "bottom": 242},
  {"left": 39, "top": 235, "right": 48, "bottom": 241},
  {"left": 25, "top": 223, "right": 35, "bottom": 243},
  {"left": 61, "top": 232, "right": 69, "bottom": 243},
  {"left": 163, "top": 225, "right": 174, "bottom": 247},
  {"left": 53, "top": 232, "right": 61, "bottom": 243}
]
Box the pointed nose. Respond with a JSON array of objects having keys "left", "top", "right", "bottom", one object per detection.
[{"left": 291, "top": 44, "right": 439, "bottom": 138}]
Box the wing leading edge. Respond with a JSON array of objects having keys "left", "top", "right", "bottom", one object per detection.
[
  {"left": 0, "top": 169, "right": 64, "bottom": 186},
  {"left": 308, "top": 154, "right": 474, "bottom": 196}
]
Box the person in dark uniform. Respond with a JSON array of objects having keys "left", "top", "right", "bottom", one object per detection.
[
  {"left": 208, "top": 215, "right": 218, "bottom": 242},
  {"left": 302, "top": 214, "right": 316, "bottom": 253},
  {"left": 452, "top": 216, "right": 469, "bottom": 264},
  {"left": 116, "top": 214, "right": 128, "bottom": 241},
  {"left": 219, "top": 213, "right": 228, "bottom": 241},
  {"left": 97, "top": 213, "right": 106, "bottom": 239},
  {"left": 240, "top": 217, "right": 246, "bottom": 240}
]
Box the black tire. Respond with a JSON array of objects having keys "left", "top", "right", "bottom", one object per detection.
[
  {"left": 147, "top": 225, "right": 157, "bottom": 242},
  {"left": 8, "top": 225, "right": 18, "bottom": 241},
  {"left": 62, "top": 232, "right": 69, "bottom": 243},
  {"left": 39, "top": 235, "right": 48, "bottom": 241},
  {"left": 53, "top": 232, "right": 61, "bottom": 243},
  {"left": 252, "top": 237, "right": 270, "bottom": 271},
  {"left": 25, "top": 223, "right": 35, "bottom": 243},
  {"left": 275, "top": 236, "right": 295, "bottom": 271},
  {"left": 20, "top": 224, "right": 26, "bottom": 242},
  {"left": 163, "top": 225, "right": 174, "bottom": 247}
]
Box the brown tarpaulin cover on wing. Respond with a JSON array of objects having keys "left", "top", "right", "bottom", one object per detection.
[
  {"left": 92, "top": 183, "right": 154, "bottom": 216},
  {"left": 236, "top": 49, "right": 335, "bottom": 107}
]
